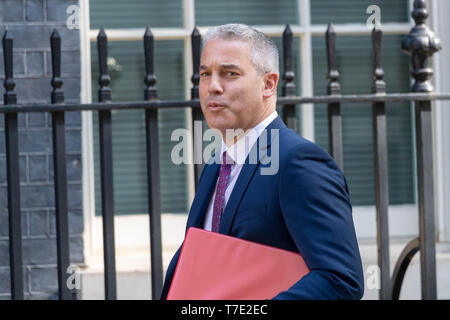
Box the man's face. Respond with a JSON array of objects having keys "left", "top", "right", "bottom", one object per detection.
[{"left": 199, "top": 38, "right": 268, "bottom": 138}]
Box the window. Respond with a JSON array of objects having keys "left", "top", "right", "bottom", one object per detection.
[
  {"left": 87, "top": 0, "right": 414, "bottom": 218},
  {"left": 89, "top": 1, "right": 188, "bottom": 215},
  {"left": 312, "top": 34, "right": 413, "bottom": 205}
]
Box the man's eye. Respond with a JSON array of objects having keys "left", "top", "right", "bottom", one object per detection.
[
  {"left": 226, "top": 71, "right": 238, "bottom": 76},
  {"left": 200, "top": 72, "right": 209, "bottom": 78}
]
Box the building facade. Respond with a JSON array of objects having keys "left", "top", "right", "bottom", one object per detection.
[{"left": 0, "top": 0, "right": 449, "bottom": 299}]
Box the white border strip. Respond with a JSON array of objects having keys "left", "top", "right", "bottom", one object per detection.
[
  {"left": 80, "top": 0, "right": 96, "bottom": 266},
  {"left": 298, "top": 0, "right": 315, "bottom": 141},
  {"left": 89, "top": 23, "right": 412, "bottom": 42},
  {"left": 431, "top": 0, "right": 450, "bottom": 242},
  {"left": 183, "top": 0, "right": 196, "bottom": 209}
]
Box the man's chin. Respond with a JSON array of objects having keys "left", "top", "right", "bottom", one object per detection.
[{"left": 205, "top": 117, "right": 231, "bottom": 131}]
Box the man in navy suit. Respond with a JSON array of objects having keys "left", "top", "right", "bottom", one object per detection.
[{"left": 161, "top": 23, "right": 364, "bottom": 300}]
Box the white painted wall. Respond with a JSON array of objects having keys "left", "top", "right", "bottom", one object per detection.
[{"left": 431, "top": 0, "right": 450, "bottom": 243}]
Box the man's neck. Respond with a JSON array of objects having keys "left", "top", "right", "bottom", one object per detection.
[
  {"left": 222, "top": 106, "right": 276, "bottom": 147},
  {"left": 224, "top": 131, "right": 246, "bottom": 148}
]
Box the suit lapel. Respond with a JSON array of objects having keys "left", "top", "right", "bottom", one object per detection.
[
  {"left": 219, "top": 116, "right": 285, "bottom": 234},
  {"left": 218, "top": 161, "right": 259, "bottom": 234},
  {"left": 186, "top": 116, "right": 286, "bottom": 234},
  {"left": 186, "top": 162, "right": 220, "bottom": 230}
]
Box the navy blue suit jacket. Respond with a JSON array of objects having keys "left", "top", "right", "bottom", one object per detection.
[{"left": 160, "top": 116, "right": 364, "bottom": 300}]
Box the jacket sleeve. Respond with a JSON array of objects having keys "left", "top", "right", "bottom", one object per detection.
[{"left": 272, "top": 142, "right": 364, "bottom": 300}]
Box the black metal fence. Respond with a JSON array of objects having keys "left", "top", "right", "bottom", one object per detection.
[{"left": 2, "top": 0, "right": 448, "bottom": 300}]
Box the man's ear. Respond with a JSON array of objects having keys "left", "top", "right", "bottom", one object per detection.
[{"left": 262, "top": 72, "right": 279, "bottom": 99}]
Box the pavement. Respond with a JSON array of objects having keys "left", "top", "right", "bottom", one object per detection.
[{"left": 79, "top": 214, "right": 450, "bottom": 300}]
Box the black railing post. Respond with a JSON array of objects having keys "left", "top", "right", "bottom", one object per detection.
[
  {"left": 2, "top": 30, "right": 24, "bottom": 300},
  {"left": 282, "top": 24, "right": 297, "bottom": 131},
  {"left": 399, "top": 0, "right": 441, "bottom": 300},
  {"left": 325, "top": 23, "right": 343, "bottom": 171},
  {"left": 191, "top": 27, "right": 203, "bottom": 190},
  {"left": 144, "top": 27, "right": 158, "bottom": 101},
  {"left": 143, "top": 26, "right": 163, "bottom": 300},
  {"left": 50, "top": 29, "right": 73, "bottom": 300},
  {"left": 97, "top": 27, "right": 117, "bottom": 300},
  {"left": 371, "top": 27, "right": 391, "bottom": 300}
]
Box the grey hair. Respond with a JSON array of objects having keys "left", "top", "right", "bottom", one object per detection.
[{"left": 202, "top": 23, "right": 279, "bottom": 75}]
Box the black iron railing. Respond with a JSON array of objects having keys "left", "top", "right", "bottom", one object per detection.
[{"left": 1, "top": 0, "right": 446, "bottom": 300}]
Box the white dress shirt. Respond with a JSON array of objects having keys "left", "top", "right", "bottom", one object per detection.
[{"left": 203, "top": 110, "right": 278, "bottom": 231}]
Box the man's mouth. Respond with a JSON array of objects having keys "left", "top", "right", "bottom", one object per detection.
[{"left": 207, "top": 102, "right": 226, "bottom": 110}]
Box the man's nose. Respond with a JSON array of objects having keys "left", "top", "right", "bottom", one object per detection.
[{"left": 208, "top": 74, "right": 223, "bottom": 95}]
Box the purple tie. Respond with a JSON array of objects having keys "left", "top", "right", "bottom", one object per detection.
[{"left": 211, "top": 151, "right": 233, "bottom": 233}]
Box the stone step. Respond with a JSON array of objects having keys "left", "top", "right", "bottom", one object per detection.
[
  {"left": 79, "top": 241, "right": 450, "bottom": 300},
  {"left": 80, "top": 215, "right": 450, "bottom": 299}
]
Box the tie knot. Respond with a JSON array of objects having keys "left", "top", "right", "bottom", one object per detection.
[{"left": 222, "top": 151, "right": 234, "bottom": 166}]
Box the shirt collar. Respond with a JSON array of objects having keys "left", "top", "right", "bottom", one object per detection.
[{"left": 221, "top": 110, "right": 278, "bottom": 165}]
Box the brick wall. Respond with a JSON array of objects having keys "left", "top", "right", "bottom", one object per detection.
[{"left": 0, "top": 0, "right": 83, "bottom": 299}]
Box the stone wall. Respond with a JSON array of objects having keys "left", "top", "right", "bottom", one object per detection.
[{"left": 0, "top": 0, "right": 83, "bottom": 299}]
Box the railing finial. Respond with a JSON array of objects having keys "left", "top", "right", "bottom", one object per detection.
[
  {"left": 144, "top": 26, "right": 158, "bottom": 100},
  {"left": 191, "top": 27, "right": 201, "bottom": 100},
  {"left": 97, "top": 27, "right": 112, "bottom": 102},
  {"left": 3, "top": 30, "right": 17, "bottom": 105},
  {"left": 411, "top": 0, "right": 428, "bottom": 25},
  {"left": 282, "top": 24, "right": 296, "bottom": 97},
  {"left": 371, "top": 27, "right": 385, "bottom": 94},
  {"left": 402, "top": 0, "right": 441, "bottom": 93},
  {"left": 325, "top": 23, "right": 340, "bottom": 95},
  {"left": 50, "top": 29, "right": 64, "bottom": 104}
]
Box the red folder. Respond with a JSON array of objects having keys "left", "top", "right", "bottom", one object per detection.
[{"left": 167, "top": 227, "right": 309, "bottom": 300}]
